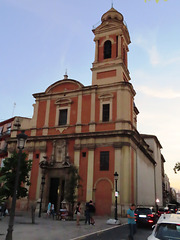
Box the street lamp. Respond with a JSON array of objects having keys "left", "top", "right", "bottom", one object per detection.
[
  {"left": 38, "top": 157, "right": 49, "bottom": 218},
  {"left": 6, "top": 130, "right": 27, "bottom": 240},
  {"left": 114, "top": 172, "right": 119, "bottom": 220}
]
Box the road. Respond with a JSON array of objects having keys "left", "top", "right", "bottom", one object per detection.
[{"left": 81, "top": 224, "right": 152, "bottom": 240}]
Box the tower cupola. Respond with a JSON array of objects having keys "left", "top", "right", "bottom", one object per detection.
[{"left": 91, "top": 8, "right": 131, "bottom": 86}]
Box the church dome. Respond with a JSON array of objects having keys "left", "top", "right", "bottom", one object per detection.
[{"left": 101, "top": 7, "right": 123, "bottom": 23}]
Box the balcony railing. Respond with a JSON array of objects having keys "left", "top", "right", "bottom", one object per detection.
[{"left": 0, "top": 129, "right": 11, "bottom": 137}]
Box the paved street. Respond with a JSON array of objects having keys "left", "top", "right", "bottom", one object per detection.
[
  {"left": 80, "top": 225, "right": 152, "bottom": 240},
  {"left": 0, "top": 213, "right": 152, "bottom": 240}
]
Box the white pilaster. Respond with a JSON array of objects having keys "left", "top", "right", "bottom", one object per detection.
[
  {"left": 43, "top": 98, "right": 50, "bottom": 135},
  {"left": 86, "top": 149, "right": 95, "bottom": 201},
  {"left": 76, "top": 93, "right": 82, "bottom": 133}
]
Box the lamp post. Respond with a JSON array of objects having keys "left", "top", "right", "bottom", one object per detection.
[
  {"left": 114, "top": 172, "right": 119, "bottom": 220},
  {"left": 38, "top": 157, "right": 48, "bottom": 218},
  {"left": 6, "top": 130, "right": 27, "bottom": 240}
]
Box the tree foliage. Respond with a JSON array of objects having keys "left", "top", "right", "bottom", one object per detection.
[
  {"left": 64, "top": 165, "right": 81, "bottom": 215},
  {"left": 174, "top": 162, "right": 180, "bottom": 174},
  {"left": 0, "top": 151, "right": 32, "bottom": 199}
]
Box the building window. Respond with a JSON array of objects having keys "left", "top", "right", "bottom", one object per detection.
[
  {"left": 82, "top": 152, "right": 86, "bottom": 157},
  {"left": 0, "top": 126, "right": 3, "bottom": 136},
  {"left": 59, "top": 109, "right": 68, "bottom": 126},
  {"left": 104, "top": 40, "right": 112, "bottom": 59},
  {"left": 102, "top": 104, "right": 110, "bottom": 122},
  {"left": 100, "top": 151, "right": 109, "bottom": 171}
]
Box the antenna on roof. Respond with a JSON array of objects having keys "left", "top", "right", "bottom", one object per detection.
[{"left": 12, "top": 102, "right": 16, "bottom": 117}]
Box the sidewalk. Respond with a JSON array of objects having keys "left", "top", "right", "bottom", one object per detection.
[{"left": 0, "top": 213, "right": 127, "bottom": 240}]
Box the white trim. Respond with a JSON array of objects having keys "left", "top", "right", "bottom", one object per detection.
[
  {"left": 99, "top": 100, "right": 112, "bottom": 122},
  {"left": 55, "top": 106, "right": 70, "bottom": 126}
]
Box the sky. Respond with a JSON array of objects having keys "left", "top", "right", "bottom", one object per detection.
[{"left": 1, "top": 0, "right": 180, "bottom": 192}]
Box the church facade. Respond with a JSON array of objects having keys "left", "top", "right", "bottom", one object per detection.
[{"left": 5, "top": 7, "right": 164, "bottom": 216}]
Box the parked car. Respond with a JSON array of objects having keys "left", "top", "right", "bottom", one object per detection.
[
  {"left": 135, "top": 207, "right": 158, "bottom": 227},
  {"left": 147, "top": 213, "right": 180, "bottom": 240}
]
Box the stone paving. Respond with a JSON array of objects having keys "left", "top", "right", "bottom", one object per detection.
[{"left": 0, "top": 213, "right": 128, "bottom": 240}]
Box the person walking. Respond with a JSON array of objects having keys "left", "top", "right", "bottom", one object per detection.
[
  {"left": 50, "top": 203, "right": 55, "bottom": 219},
  {"left": 47, "top": 202, "right": 51, "bottom": 217},
  {"left": 75, "top": 202, "right": 81, "bottom": 226},
  {"left": 127, "top": 203, "right": 136, "bottom": 240},
  {"left": 85, "top": 201, "right": 90, "bottom": 225},
  {"left": 89, "top": 200, "right": 95, "bottom": 225}
]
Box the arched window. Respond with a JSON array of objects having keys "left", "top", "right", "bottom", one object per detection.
[{"left": 104, "top": 40, "right": 112, "bottom": 59}]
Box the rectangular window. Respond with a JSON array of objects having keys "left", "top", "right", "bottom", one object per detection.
[
  {"left": 100, "top": 151, "right": 109, "bottom": 171},
  {"left": 102, "top": 104, "right": 110, "bottom": 122},
  {"left": 82, "top": 152, "right": 86, "bottom": 158},
  {"left": 58, "top": 109, "right": 68, "bottom": 126}
]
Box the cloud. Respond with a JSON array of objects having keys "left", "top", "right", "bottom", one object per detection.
[
  {"left": 133, "top": 34, "right": 180, "bottom": 67},
  {"left": 136, "top": 86, "right": 180, "bottom": 99}
]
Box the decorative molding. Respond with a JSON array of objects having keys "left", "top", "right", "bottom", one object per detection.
[{"left": 94, "top": 178, "right": 113, "bottom": 191}]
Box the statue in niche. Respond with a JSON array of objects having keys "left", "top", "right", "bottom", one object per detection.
[{"left": 55, "top": 140, "right": 66, "bottom": 163}]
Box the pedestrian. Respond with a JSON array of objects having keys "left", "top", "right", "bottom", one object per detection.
[
  {"left": 85, "top": 201, "right": 90, "bottom": 225},
  {"left": 89, "top": 200, "right": 95, "bottom": 225},
  {"left": 50, "top": 203, "right": 55, "bottom": 219},
  {"left": 127, "top": 203, "right": 136, "bottom": 240},
  {"left": 47, "top": 202, "right": 51, "bottom": 217},
  {"left": 75, "top": 202, "right": 81, "bottom": 226}
]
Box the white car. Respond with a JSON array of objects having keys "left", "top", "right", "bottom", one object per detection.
[{"left": 147, "top": 214, "right": 180, "bottom": 240}]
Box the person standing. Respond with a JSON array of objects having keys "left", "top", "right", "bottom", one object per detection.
[
  {"left": 127, "top": 204, "right": 136, "bottom": 240},
  {"left": 51, "top": 203, "right": 55, "bottom": 219},
  {"left": 75, "top": 202, "right": 81, "bottom": 226},
  {"left": 85, "top": 201, "right": 90, "bottom": 225},
  {"left": 47, "top": 202, "right": 51, "bottom": 217},
  {"left": 89, "top": 200, "right": 95, "bottom": 225}
]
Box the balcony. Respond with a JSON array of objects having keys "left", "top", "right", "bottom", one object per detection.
[{"left": 0, "top": 129, "right": 11, "bottom": 138}]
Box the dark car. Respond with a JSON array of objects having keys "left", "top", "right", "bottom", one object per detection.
[
  {"left": 158, "top": 208, "right": 170, "bottom": 217},
  {"left": 135, "top": 207, "right": 158, "bottom": 227}
]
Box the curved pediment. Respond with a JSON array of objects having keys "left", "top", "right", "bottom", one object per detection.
[
  {"left": 98, "top": 93, "right": 114, "bottom": 100},
  {"left": 55, "top": 98, "right": 72, "bottom": 106},
  {"left": 45, "top": 79, "right": 84, "bottom": 94}
]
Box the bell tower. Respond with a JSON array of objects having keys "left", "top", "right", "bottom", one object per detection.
[{"left": 91, "top": 7, "right": 131, "bottom": 85}]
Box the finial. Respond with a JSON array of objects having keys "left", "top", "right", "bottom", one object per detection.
[
  {"left": 111, "top": 0, "right": 113, "bottom": 8},
  {"left": 64, "top": 69, "right": 68, "bottom": 79}
]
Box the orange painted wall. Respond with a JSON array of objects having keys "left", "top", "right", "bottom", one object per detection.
[
  {"left": 96, "top": 123, "right": 115, "bottom": 132},
  {"left": 68, "top": 140, "right": 75, "bottom": 165},
  {"left": 93, "top": 146, "right": 115, "bottom": 186},
  {"left": 49, "top": 100, "right": 56, "bottom": 128},
  {"left": 98, "top": 35, "right": 117, "bottom": 62},
  {"left": 78, "top": 148, "right": 88, "bottom": 202},
  {"left": 70, "top": 97, "right": 78, "bottom": 125},
  {"left": 28, "top": 152, "right": 40, "bottom": 200},
  {"left": 110, "top": 34, "right": 117, "bottom": 59},
  {"left": 95, "top": 95, "right": 100, "bottom": 123},
  {"left": 98, "top": 36, "right": 106, "bottom": 61},
  {"left": 50, "top": 82, "right": 80, "bottom": 93},
  {"left": 97, "top": 70, "right": 116, "bottom": 79},
  {"left": 82, "top": 95, "right": 91, "bottom": 124},
  {"left": 37, "top": 101, "right": 46, "bottom": 128}
]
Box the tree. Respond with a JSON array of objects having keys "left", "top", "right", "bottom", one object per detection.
[
  {"left": 174, "top": 162, "right": 180, "bottom": 173},
  {"left": 64, "top": 165, "right": 81, "bottom": 218},
  {"left": 0, "top": 151, "right": 32, "bottom": 199}
]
